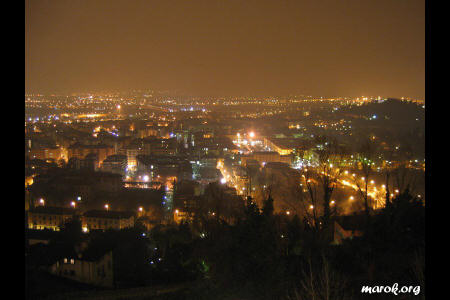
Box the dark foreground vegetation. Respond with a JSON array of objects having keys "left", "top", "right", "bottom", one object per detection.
[{"left": 26, "top": 188, "right": 424, "bottom": 300}]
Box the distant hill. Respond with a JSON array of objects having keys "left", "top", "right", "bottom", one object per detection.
[{"left": 340, "top": 98, "right": 424, "bottom": 123}]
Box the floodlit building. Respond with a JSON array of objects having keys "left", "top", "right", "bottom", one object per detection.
[
  {"left": 240, "top": 151, "right": 293, "bottom": 166},
  {"left": 82, "top": 210, "right": 135, "bottom": 231},
  {"left": 263, "top": 138, "right": 295, "bottom": 155},
  {"left": 27, "top": 206, "right": 77, "bottom": 231}
]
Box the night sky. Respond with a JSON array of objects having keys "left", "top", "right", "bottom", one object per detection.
[{"left": 25, "top": 0, "right": 424, "bottom": 98}]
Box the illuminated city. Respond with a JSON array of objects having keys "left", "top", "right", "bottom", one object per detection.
[{"left": 26, "top": 1, "right": 425, "bottom": 299}]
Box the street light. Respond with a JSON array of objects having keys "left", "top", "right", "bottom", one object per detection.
[
  {"left": 104, "top": 204, "right": 109, "bottom": 211},
  {"left": 70, "top": 201, "right": 76, "bottom": 208}
]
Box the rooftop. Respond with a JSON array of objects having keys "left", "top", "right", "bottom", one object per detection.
[
  {"left": 68, "top": 143, "right": 113, "bottom": 149},
  {"left": 83, "top": 210, "right": 135, "bottom": 219},
  {"left": 29, "top": 206, "right": 77, "bottom": 215}
]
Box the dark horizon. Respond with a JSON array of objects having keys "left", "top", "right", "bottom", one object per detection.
[{"left": 25, "top": 0, "right": 425, "bottom": 99}]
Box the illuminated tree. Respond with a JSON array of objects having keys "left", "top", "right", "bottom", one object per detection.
[
  {"left": 300, "top": 138, "right": 344, "bottom": 230},
  {"left": 353, "top": 139, "right": 377, "bottom": 219}
]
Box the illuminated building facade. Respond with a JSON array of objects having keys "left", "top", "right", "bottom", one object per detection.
[
  {"left": 28, "top": 206, "right": 77, "bottom": 231},
  {"left": 240, "top": 151, "right": 293, "bottom": 166},
  {"left": 82, "top": 210, "right": 135, "bottom": 231},
  {"left": 263, "top": 138, "right": 294, "bottom": 155}
]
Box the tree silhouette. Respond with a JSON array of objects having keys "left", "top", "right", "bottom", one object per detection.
[
  {"left": 353, "top": 139, "right": 377, "bottom": 220},
  {"left": 300, "top": 138, "right": 344, "bottom": 231}
]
